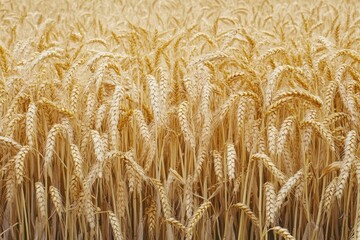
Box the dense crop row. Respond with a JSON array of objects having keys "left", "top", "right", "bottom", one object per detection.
[{"left": 0, "top": 0, "right": 359, "bottom": 239}]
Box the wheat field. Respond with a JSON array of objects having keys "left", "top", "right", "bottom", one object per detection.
[{"left": 0, "top": 0, "right": 359, "bottom": 239}]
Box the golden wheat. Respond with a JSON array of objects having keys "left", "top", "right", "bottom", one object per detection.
[{"left": 0, "top": 0, "right": 359, "bottom": 239}]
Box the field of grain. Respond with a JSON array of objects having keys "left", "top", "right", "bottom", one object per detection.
[{"left": 0, "top": 0, "right": 359, "bottom": 239}]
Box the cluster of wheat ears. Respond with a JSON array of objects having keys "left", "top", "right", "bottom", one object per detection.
[{"left": 0, "top": 0, "right": 359, "bottom": 239}]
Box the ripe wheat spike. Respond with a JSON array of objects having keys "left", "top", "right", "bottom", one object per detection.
[
  {"left": 26, "top": 102, "right": 37, "bottom": 147},
  {"left": 271, "top": 226, "right": 296, "bottom": 240},
  {"left": 226, "top": 143, "right": 236, "bottom": 181},
  {"left": 335, "top": 130, "right": 357, "bottom": 199},
  {"left": 14, "top": 145, "right": 31, "bottom": 184},
  {"left": 109, "top": 211, "right": 123, "bottom": 240},
  {"left": 186, "top": 201, "right": 211, "bottom": 240},
  {"left": 233, "top": 202, "right": 260, "bottom": 228}
]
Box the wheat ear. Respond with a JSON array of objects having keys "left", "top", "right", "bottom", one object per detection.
[
  {"left": 335, "top": 130, "right": 357, "bottom": 199},
  {"left": 233, "top": 202, "right": 260, "bottom": 228},
  {"left": 35, "top": 182, "right": 46, "bottom": 218},
  {"left": 271, "top": 226, "right": 295, "bottom": 240},
  {"left": 26, "top": 102, "right": 37, "bottom": 147},
  {"left": 186, "top": 201, "right": 211, "bottom": 240},
  {"left": 109, "top": 211, "right": 123, "bottom": 240},
  {"left": 227, "top": 143, "right": 236, "bottom": 181},
  {"left": 15, "top": 145, "right": 31, "bottom": 184}
]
